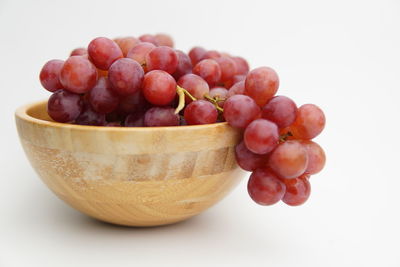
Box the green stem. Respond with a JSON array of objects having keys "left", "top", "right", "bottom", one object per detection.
[
  {"left": 204, "top": 94, "right": 224, "bottom": 113},
  {"left": 175, "top": 86, "right": 197, "bottom": 114}
]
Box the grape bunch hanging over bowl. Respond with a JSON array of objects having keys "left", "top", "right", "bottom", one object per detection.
[{"left": 39, "top": 33, "right": 326, "bottom": 207}]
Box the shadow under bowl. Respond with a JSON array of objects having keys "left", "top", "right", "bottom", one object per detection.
[{"left": 15, "top": 101, "right": 245, "bottom": 227}]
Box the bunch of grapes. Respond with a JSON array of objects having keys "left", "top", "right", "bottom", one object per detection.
[{"left": 39, "top": 33, "right": 326, "bottom": 206}]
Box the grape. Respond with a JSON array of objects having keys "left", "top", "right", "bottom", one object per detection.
[
  {"left": 177, "top": 74, "right": 209, "bottom": 101},
  {"left": 282, "top": 175, "right": 311, "bottom": 206},
  {"left": 188, "top": 46, "right": 207, "bottom": 65},
  {"left": 75, "top": 104, "right": 106, "bottom": 126},
  {"left": 245, "top": 67, "right": 279, "bottom": 107},
  {"left": 139, "top": 34, "right": 158, "bottom": 45},
  {"left": 47, "top": 90, "right": 82, "bottom": 123},
  {"left": 268, "top": 140, "right": 308, "bottom": 179},
  {"left": 126, "top": 42, "right": 156, "bottom": 67},
  {"left": 301, "top": 140, "right": 326, "bottom": 174},
  {"left": 184, "top": 100, "right": 218, "bottom": 125},
  {"left": 203, "top": 50, "right": 221, "bottom": 60},
  {"left": 209, "top": 87, "right": 228, "bottom": 107},
  {"left": 235, "top": 141, "right": 268, "bottom": 171},
  {"left": 231, "top": 74, "right": 246, "bottom": 84},
  {"left": 114, "top": 37, "right": 140, "bottom": 56},
  {"left": 215, "top": 56, "right": 237, "bottom": 83},
  {"left": 88, "top": 77, "right": 119, "bottom": 114},
  {"left": 291, "top": 104, "right": 326, "bottom": 140},
  {"left": 118, "top": 90, "right": 148, "bottom": 115},
  {"left": 262, "top": 96, "right": 297, "bottom": 128},
  {"left": 142, "top": 70, "right": 177, "bottom": 106},
  {"left": 60, "top": 56, "right": 97, "bottom": 94},
  {"left": 88, "top": 37, "right": 123, "bottom": 70},
  {"left": 40, "top": 59, "right": 64, "bottom": 92},
  {"left": 223, "top": 95, "right": 260, "bottom": 128},
  {"left": 70, "top": 48, "right": 87, "bottom": 56},
  {"left": 227, "top": 81, "right": 245, "bottom": 98},
  {"left": 145, "top": 46, "right": 178, "bottom": 74},
  {"left": 172, "top": 50, "right": 193, "bottom": 80},
  {"left": 125, "top": 111, "right": 145, "bottom": 127},
  {"left": 244, "top": 119, "right": 279, "bottom": 154},
  {"left": 154, "top": 33, "right": 174, "bottom": 47},
  {"left": 108, "top": 58, "right": 144, "bottom": 96},
  {"left": 144, "top": 107, "right": 179, "bottom": 126},
  {"left": 192, "top": 59, "right": 221, "bottom": 87},
  {"left": 247, "top": 168, "right": 286, "bottom": 205},
  {"left": 232, "top": 56, "right": 249, "bottom": 75}
]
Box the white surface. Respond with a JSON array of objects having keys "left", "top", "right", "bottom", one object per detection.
[{"left": 1, "top": 0, "right": 399, "bottom": 266}]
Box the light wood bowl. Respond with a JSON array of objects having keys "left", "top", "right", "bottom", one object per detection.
[{"left": 15, "top": 101, "right": 245, "bottom": 227}]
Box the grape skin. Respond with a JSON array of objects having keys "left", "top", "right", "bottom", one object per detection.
[
  {"left": 108, "top": 58, "right": 144, "bottom": 96},
  {"left": 193, "top": 59, "right": 221, "bottom": 87},
  {"left": 291, "top": 104, "right": 326, "bottom": 140},
  {"left": 75, "top": 104, "right": 106, "bottom": 126},
  {"left": 47, "top": 90, "right": 82, "bottom": 123},
  {"left": 118, "top": 91, "right": 148, "bottom": 115},
  {"left": 262, "top": 95, "right": 297, "bottom": 128},
  {"left": 177, "top": 74, "right": 209, "bottom": 101},
  {"left": 184, "top": 100, "right": 218, "bottom": 125},
  {"left": 125, "top": 111, "right": 145, "bottom": 127},
  {"left": 139, "top": 34, "right": 158, "bottom": 45},
  {"left": 154, "top": 33, "right": 174, "bottom": 47},
  {"left": 145, "top": 46, "right": 178, "bottom": 74},
  {"left": 188, "top": 47, "right": 207, "bottom": 65},
  {"left": 301, "top": 140, "right": 326, "bottom": 174},
  {"left": 232, "top": 56, "right": 249, "bottom": 75},
  {"left": 144, "top": 107, "right": 179, "bottom": 126},
  {"left": 235, "top": 141, "right": 269, "bottom": 171},
  {"left": 223, "top": 95, "right": 260, "bottom": 128},
  {"left": 172, "top": 50, "right": 193, "bottom": 80},
  {"left": 126, "top": 42, "right": 156, "bottom": 67},
  {"left": 142, "top": 70, "right": 177, "bottom": 106},
  {"left": 215, "top": 56, "right": 237, "bottom": 83},
  {"left": 88, "top": 37, "right": 123, "bottom": 70},
  {"left": 70, "top": 48, "right": 87, "bottom": 56},
  {"left": 245, "top": 67, "right": 279, "bottom": 107},
  {"left": 88, "top": 77, "right": 119, "bottom": 114},
  {"left": 281, "top": 175, "right": 311, "bottom": 206},
  {"left": 40, "top": 59, "right": 64, "bottom": 92},
  {"left": 247, "top": 168, "right": 286, "bottom": 205},
  {"left": 114, "top": 37, "right": 140, "bottom": 57},
  {"left": 244, "top": 119, "right": 279, "bottom": 154},
  {"left": 268, "top": 140, "right": 308, "bottom": 179},
  {"left": 60, "top": 56, "right": 98, "bottom": 94},
  {"left": 209, "top": 87, "right": 228, "bottom": 107},
  {"left": 227, "top": 81, "right": 245, "bottom": 98}
]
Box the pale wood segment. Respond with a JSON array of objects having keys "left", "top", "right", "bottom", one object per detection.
[{"left": 15, "top": 101, "right": 246, "bottom": 226}]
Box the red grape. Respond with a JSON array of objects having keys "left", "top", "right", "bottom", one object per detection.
[
  {"left": 70, "top": 48, "right": 87, "bottom": 56},
  {"left": 184, "top": 100, "right": 218, "bottom": 125},
  {"left": 47, "top": 90, "right": 82, "bottom": 123},
  {"left": 114, "top": 37, "right": 140, "bottom": 56},
  {"left": 177, "top": 74, "right": 209, "bottom": 101},
  {"left": 245, "top": 67, "right": 279, "bottom": 107},
  {"left": 247, "top": 168, "right": 286, "bottom": 205},
  {"left": 192, "top": 59, "right": 221, "bottom": 87},
  {"left": 75, "top": 104, "right": 106, "bottom": 126},
  {"left": 118, "top": 90, "right": 148, "bottom": 115},
  {"left": 203, "top": 50, "right": 221, "bottom": 60},
  {"left": 154, "top": 33, "right": 174, "bottom": 47},
  {"left": 209, "top": 87, "right": 228, "bottom": 107},
  {"left": 142, "top": 70, "right": 176, "bottom": 106},
  {"left": 139, "top": 34, "right": 158, "bottom": 45},
  {"left": 244, "top": 119, "right": 279, "bottom": 154},
  {"left": 291, "top": 104, "right": 326, "bottom": 140},
  {"left": 88, "top": 77, "right": 119, "bottom": 114},
  {"left": 301, "top": 140, "right": 326, "bottom": 174},
  {"left": 262, "top": 96, "right": 297, "bottom": 128},
  {"left": 145, "top": 46, "right": 178, "bottom": 74},
  {"left": 235, "top": 141, "right": 268, "bottom": 171},
  {"left": 125, "top": 111, "right": 145, "bottom": 127},
  {"left": 215, "top": 56, "right": 237, "bottom": 83},
  {"left": 227, "top": 81, "right": 245, "bottom": 98},
  {"left": 108, "top": 58, "right": 144, "bottom": 96},
  {"left": 126, "top": 42, "right": 156, "bottom": 67},
  {"left": 172, "top": 50, "right": 193, "bottom": 80},
  {"left": 88, "top": 37, "right": 123, "bottom": 70},
  {"left": 232, "top": 56, "right": 249, "bottom": 75},
  {"left": 144, "top": 107, "right": 179, "bottom": 126},
  {"left": 60, "top": 56, "right": 97, "bottom": 94},
  {"left": 268, "top": 140, "right": 308, "bottom": 179},
  {"left": 223, "top": 95, "right": 260, "bottom": 128},
  {"left": 282, "top": 175, "right": 311, "bottom": 206},
  {"left": 40, "top": 59, "right": 64, "bottom": 92},
  {"left": 188, "top": 46, "right": 207, "bottom": 65}
]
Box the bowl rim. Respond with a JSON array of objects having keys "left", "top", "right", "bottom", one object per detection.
[{"left": 15, "top": 100, "right": 230, "bottom": 132}]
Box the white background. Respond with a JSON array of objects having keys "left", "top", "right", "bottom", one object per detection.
[{"left": 1, "top": 0, "right": 399, "bottom": 266}]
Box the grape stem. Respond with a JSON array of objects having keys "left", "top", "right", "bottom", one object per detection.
[
  {"left": 174, "top": 86, "right": 196, "bottom": 114},
  {"left": 204, "top": 94, "right": 224, "bottom": 113},
  {"left": 279, "top": 132, "right": 293, "bottom": 142}
]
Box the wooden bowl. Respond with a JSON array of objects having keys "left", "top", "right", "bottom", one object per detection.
[{"left": 15, "top": 101, "right": 245, "bottom": 227}]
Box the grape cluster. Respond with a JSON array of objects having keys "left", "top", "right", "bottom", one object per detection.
[{"left": 39, "top": 33, "right": 326, "bottom": 206}]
